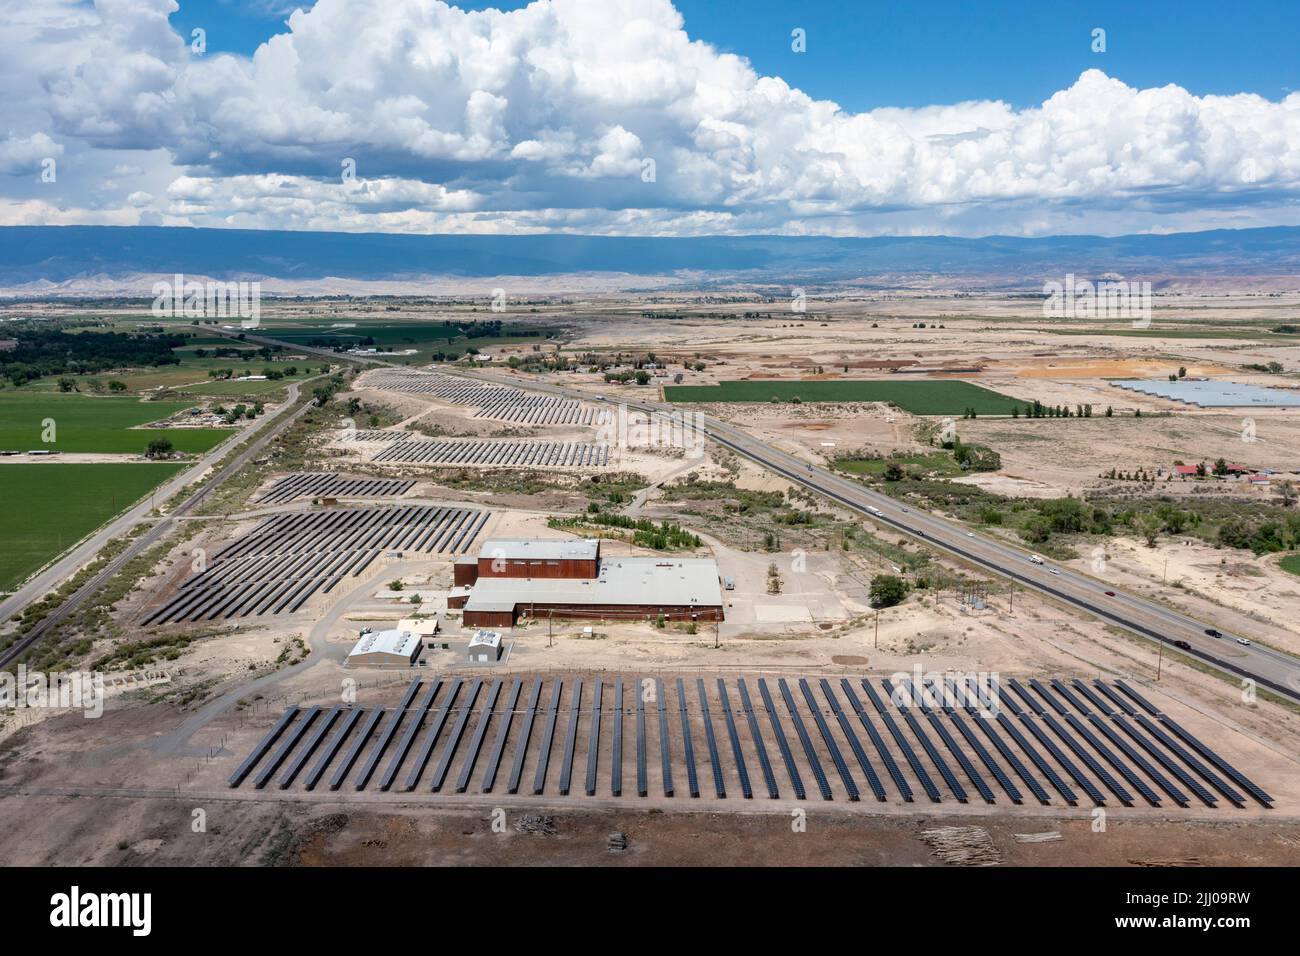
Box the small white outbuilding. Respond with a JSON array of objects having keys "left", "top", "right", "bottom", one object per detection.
[{"left": 467, "top": 630, "right": 503, "bottom": 663}]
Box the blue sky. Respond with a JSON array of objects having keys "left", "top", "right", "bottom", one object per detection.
[
  {"left": 2, "top": 0, "right": 1298, "bottom": 239},
  {"left": 169, "top": 0, "right": 1300, "bottom": 110}
]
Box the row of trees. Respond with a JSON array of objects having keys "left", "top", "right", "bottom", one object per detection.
[
  {"left": 2, "top": 328, "right": 185, "bottom": 386},
  {"left": 1012, "top": 401, "right": 1100, "bottom": 418},
  {"left": 58, "top": 377, "right": 127, "bottom": 393}
]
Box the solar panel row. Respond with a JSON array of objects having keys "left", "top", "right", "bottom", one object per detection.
[
  {"left": 585, "top": 679, "right": 603, "bottom": 798},
  {"left": 737, "top": 678, "right": 779, "bottom": 799},
  {"left": 374, "top": 439, "right": 610, "bottom": 468},
  {"left": 256, "top": 473, "right": 415, "bottom": 504},
  {"left": 696, "top": 679, "right": 726, "bottom": 799},
  {"left": 676, "top": 678, "right": 700, "bottom": 799},
  {"left": 717, "top": 679, "right": 753, "bottom": 799}
]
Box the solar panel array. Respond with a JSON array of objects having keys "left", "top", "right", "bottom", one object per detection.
[
  {"left": 145, "top": 505, "right": 489, "bottom": 625},
  {"left": 372, "top": 439, "right": 610, "bottom": 468},
  {"left": 256, "top": 473, "right": 416, "bottom": 504},
  {"left": 364, "top": 369, "right": 611, "bottom": 426},
  {"left": 228, "top": 676, "right": 1273, "bottom": 809},
  {"left": 347, "top": 430, "right": 408, "bottom": 442}
]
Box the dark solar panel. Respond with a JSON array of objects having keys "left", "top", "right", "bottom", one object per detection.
[
  {"left": 717, "top": 679, "right": 753, "bottom": 799},
  {"left": 696, "top": 679, "right": 726, "bottom": 798},
  {"left": 737, "top": 678, "right": 779, "bottom": 799},
  {"left": 229, "top": 706, "right": 299, "bottom": 788},
  {"left": 758, "top": 678, "right": 805, "bottom": 800},
  {"left": 304, "top": 706, "right": 363, "bottom": 791}
]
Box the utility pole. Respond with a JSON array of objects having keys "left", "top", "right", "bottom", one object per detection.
[
  {"left": 548, "top": 610, "right": 554, "bottom": 649},
  {"left": 1156, "top": 639, "right": 1164, "bottom": 681},
  {"left": 874, "top": 609, "right": 880, "bottom": 649},
  {"left": 1009, "top": 583, "right": 1014, "bottom": 613}
]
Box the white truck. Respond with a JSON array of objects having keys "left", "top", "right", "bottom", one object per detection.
[{"left": 1029, "top": 554, "right": 1044, "bottom": 565}]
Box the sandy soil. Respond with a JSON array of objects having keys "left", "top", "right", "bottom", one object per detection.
[{"left": 0, "top": 797, "right": 1296, "bottom": 866}]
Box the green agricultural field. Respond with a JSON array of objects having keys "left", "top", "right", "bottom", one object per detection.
[
  {"left": 0, "top": 393, "right": 232, "bottom": 453},
  {"left": 0, "top": 462, "right": 185, "bottom": 591},
  {"left": 177, "top": 377, "right": 289, "bottom": 397},
  {"left": 663, "top": 379, "right": 1025, "bottom": 415}
]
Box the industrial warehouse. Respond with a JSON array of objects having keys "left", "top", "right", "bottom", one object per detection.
[{"left": 450, "top": 538, "right": 725, "bottom": 628}]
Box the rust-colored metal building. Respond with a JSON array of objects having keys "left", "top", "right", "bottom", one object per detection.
[
  {"left": 475, "top": 538, "right": 601, "bottom": 580},
  {"left": 453, "top": 556, "right": 480, "bottom": 587}
]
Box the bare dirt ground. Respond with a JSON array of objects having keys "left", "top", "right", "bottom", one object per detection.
[
  {"left": 0, "top": 796, "right": 1295, "bottom": 866},
  {"left": 961, "top": 411, "right": 1300, "bottom": 497}
]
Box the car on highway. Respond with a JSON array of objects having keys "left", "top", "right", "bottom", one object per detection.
[
  {"left": 1029, "top": 554, "right": 1044, "bottom": 565},
  {"left": 1049, "top": 568, "right": 1060, "bottom": 575},
  {"left": 1237, "top": 638, "right": 1252, "bottom": 646},
  {"left": 1204, "top": 628, "right": 1222, "bottom": 638},
  {"left": 1173, "top": 640, "right": 1192, "bottom": 650},
  {"left": 1104, "top": 590, "right": 1115, "bottom": 596},
  {"left": 966, "top": 532, "right": 974, "bottom": 537}
]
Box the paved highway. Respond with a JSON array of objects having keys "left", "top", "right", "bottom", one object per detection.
[{"left": 460, "top": 367, "right": 1300, "bottom": 703}]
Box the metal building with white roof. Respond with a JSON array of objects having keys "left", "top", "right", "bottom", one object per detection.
[{"left": 345, "top": 628, "right": 422, "bottom": 668}]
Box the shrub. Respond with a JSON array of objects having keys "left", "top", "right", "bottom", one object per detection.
[{"left": 868, "top": 574, "right": 909, "bottom": 609}]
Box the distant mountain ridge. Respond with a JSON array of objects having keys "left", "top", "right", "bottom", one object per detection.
[{"left": 1, "top": 225, "right": 1298, "bottom": 289}]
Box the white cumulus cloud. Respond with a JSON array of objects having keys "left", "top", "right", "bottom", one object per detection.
[{"left": 0, "top": 0, "right": 1297, "bottom": 236}]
